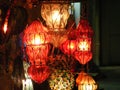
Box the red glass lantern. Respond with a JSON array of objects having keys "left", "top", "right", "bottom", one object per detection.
[
  {"left": 23, "top": 20, "right": 50, "bottom": 65},
  {"left": 23, "top": 20, "right": 50, "bottom": 83},
  {"left": 74, "top": 19, "right": 93, "bottom": 65},
  {"left": 28, "top": 65, "right": 50, "bottom": 84},
  {"left": 60, "top": 39, "right": 77, "bottom": 55}
]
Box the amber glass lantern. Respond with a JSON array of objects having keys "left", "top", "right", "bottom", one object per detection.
[
  {"left": 76, "top": 71, "right": 98, "bottom": 90},
  {"left": 41, "top": 1, "right": 70, "bottom": 31}
]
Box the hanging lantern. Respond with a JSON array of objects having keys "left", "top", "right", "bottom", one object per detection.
[
  {"left": 28, "top": 65, "right": 50, "bottom": 84},
  {"left": 76, "top": 71, "right": 98, "bottom": 90},
  {"left": 74, "top": 19, "right": 93, "bottom": 65},
  {"left": 23, "top": 20, "right": 50, "bottom": 83},
  {"left": 41, "top": 1, "right": 70, "bottom": 30},
  {"left": 60, "top": 39, "right": 77, "bottom": 55},
  {"left": 48, "top": 68, "right": 75, "bottom": 90},
  {"left": 23, "top": 20, "right": 50, "bottom": 65}
]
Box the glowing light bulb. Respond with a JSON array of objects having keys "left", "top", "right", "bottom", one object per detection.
[
  {"left": 3, "top": 21, "right": 8, "bottom": 34},
  {"left": 68, "top": 42, "right": 75, "bottom": 50},
  {"left": 31, "top": 34, "right": 45, "bottom": 45},
  {"left": 85, "top": 84, "right": 92, "bottom": 90},
  {"left": 52, "top": 10, "right": 61, "bottom": 23},
  {"left": 78, "top": 40, "right": 89, "bottom": 51}
]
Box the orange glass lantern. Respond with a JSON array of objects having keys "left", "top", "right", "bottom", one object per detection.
[
  {"left": 74, "top": 19, "right": 93, "bottom": 65},
  {"left": 41, "top": 2, "right": 70, "bottom": 30},
  {"left": 60, "top": 39, "right": 77, "bottom": 55},
  {"left": 76, "top": 71, "right": 98, "bottom": 90},
  {"left": 28, "top": 65, "right": 50, "bottom": 84}
]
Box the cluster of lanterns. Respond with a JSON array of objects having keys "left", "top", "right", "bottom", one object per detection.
[
  {"left": 21, "top": 1, "right": 98, "bottom": 90},
  {"left": 60, "top": 19, "right": 93, "bottom": 65}
]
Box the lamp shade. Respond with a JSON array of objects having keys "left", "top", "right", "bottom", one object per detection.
[
  {"left": 41, "top": 3, "right": 70, "bottom": 30},
  {"left": 76, "top": 71, "right": 98, "bottom": 90},
  {"left": 28, "top": 65, "right": 50, "bottom": 84},
  {"left": 73, "top": 19, "right": 93, "bottom": 65},
  {"left": 60, "top": 39, "right": 77, "bottom": 55}
]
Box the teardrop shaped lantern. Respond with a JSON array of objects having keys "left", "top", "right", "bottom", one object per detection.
[
  {"left": 76, "top": 71, "right": 98, "bottom": 90},
  {"left": 74, "top": 19, "right": 93, "bottom": 65},
  {"left": 41, "top": 1, "right": 70, "bottom": 31}
]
